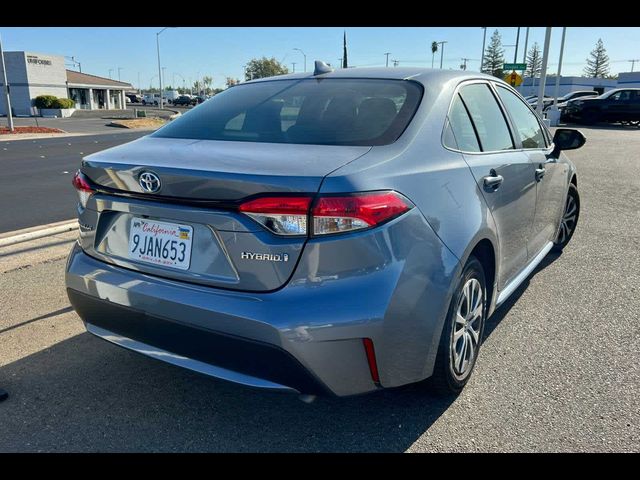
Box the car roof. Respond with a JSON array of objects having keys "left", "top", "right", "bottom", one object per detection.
[{"left": 245, "top": 67, "right": 501, "bottom": 88}]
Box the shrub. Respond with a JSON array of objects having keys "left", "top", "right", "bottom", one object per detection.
[
  {"left": 34, "top": 95, "right": 58, "bottom": 109},
  {"left": 52, "top": 98, "right": 75, "bottom": 109}
]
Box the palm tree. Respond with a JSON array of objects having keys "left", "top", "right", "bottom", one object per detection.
[{"left": 431, "top": 42, "right": 438, "bottom": 69}]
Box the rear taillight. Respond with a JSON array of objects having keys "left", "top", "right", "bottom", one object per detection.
[
  {"left": 312, "top": 192, "right": 412, "bottom": 235},
  {"left": 239, "top": 196, "right": 312, "bottom": 236},
  {"left": 72, "top": 170, "right": 94, "bottom": 208},
  {"left": 238, "top": 191, "right": 412, "bottom": 237}
]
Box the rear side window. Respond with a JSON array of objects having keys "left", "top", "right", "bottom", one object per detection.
[
  {"left": 153, "top": 78, "right": 423, "bottom": 146},
  {"left": 458, "top": 83, "right": 514, "bottom": 152},
  {"left": 495, "top": 85, "right": 547, "bottom": 149},
  {"left": 445, "top": 94, "right": 480, "bottom": 152}
]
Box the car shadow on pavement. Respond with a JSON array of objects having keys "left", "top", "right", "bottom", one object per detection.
[
  {"left": 0, "top": 327, "right": 457, "bottom": 452},
  {"left": 0, "top": 253, "right": 562, "bottom": 453}
]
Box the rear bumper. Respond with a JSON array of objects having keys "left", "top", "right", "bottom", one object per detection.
[
  {"left": 68, "top": 288, "right": 328, "bottom": 395},
  {"left": 65, "top": 208, "right": 460, "bottom": 396}
]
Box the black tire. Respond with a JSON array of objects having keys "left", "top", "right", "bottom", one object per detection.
[
  {"left": 580, "top": 109, "right": 600, "bottom": 125},
  {"left": 552, "top": 183, "right": 580, "bottom": 252},
  {"left": 429, "top": 256, "right": 487, "bottom": 396}
]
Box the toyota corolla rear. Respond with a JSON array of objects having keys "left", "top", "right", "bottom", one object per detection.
[{"left": 65, "top": 73, "right": 459, "bottom": 396}]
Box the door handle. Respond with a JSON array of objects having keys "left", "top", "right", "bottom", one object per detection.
[
  {"left": 535, "top": 165, "right": 546, "bottom": 181},
  {"left": 483, "top": 170, "right": 504, "bottom": 191}
]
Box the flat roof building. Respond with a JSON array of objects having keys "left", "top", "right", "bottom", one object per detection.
[{"left": 0, "top": 51, "right": 132, "bottom": 116}]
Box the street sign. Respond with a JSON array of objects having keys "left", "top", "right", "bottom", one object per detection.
[
  {"left": 503, "top": 63, "right": 527, "bottom": 70},
  {"left": 503, "top": 71, "right": 523, "bottom": 87}
]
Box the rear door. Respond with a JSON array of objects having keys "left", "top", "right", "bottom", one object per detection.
[
  {"left": 447, "top": 81, "right": 537, "bottom": 289},
  {"left": 493, "top": 84, "right": 568, "bottom": 257},
  {"left": 603, "top": 90, "right": 634, "bottom": 121}
]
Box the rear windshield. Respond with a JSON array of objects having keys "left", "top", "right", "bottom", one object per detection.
[{"left": 152, "top": 78, "right": 423, "bottom": 146}]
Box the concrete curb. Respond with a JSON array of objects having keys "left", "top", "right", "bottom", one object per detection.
[{"left": 0, "top": 220, "right": 78, "bottom": 248}]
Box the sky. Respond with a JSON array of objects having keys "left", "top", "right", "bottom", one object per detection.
[{"left": 1, "top": 27, "right": 639, "bottom": 90}]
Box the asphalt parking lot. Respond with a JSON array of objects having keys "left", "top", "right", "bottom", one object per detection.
[{"left": 0, "top": 125, "right": 638, "bottom": 452}]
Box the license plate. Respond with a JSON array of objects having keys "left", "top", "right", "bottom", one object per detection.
[{"left": 128, "top": 218, "right": 193, "bottom": 270}]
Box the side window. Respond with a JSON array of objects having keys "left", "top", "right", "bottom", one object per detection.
[
  {"left": 458, "top": 83, "right": 514, "bottom": 151},
  {"left": 495, "top": 85, "right": 547, "bottom": 149},
  {"left": 445, "top": 94, "right": 480, "bottom": 152}
]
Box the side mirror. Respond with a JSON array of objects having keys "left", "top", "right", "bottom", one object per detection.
[{"left": 552, "top": 128, "right": 586, "bottom": 156}]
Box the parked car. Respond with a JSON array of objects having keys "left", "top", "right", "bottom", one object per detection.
[
  {"left": 126, "top": 93, "right": 143, "bottom": 103},
  {"left": 542, "top": 91, "right": 599, "bottom": 112},
  {"left": 173, "top": 95, "right": 196, "bottom": 106},
  {"left": 67, "top": 67, "right": 584, "bottom": 398},
  {"left": 142, "top": 93, "right": 161, "bottom": 106},
  {"left": 562, "top": 88, "right": 640, "bottom": 125}
]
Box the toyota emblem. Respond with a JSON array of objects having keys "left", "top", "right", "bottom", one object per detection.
[{"left": 139, "top": 172, "right": 161, "bottom": 193}]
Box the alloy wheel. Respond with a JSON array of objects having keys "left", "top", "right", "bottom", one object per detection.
[
  {"left": 556, "top": 194, "right": 578, "bottom": 245},
  {"left": 451, "top": 278, "right": 484, "bottom": 380}
]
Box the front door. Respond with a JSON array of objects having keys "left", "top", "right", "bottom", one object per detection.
[
  {"left": 450, "top": 82, "right": 537, "bottom": 289},
  {"left": 494, "top": 84, "right": 568, "bottom": 257}
]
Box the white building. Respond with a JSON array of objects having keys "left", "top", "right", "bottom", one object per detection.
[
  {"left": 0, "top": 51, "right": 132, "bottom": 116},
  {"left": 617, "top": 72, "right": 640, "bottom": 88},
  {"left": 516, "top": 75, "right": 618, "bottom": 97}
]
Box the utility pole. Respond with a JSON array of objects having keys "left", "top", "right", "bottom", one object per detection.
[
  {"left": 460, "top": 58, "right": 470, "bottom": 70},
  {"left": 138, "top": 72, "right": 141, "bottom": 92},
  {"left": 630, "top": 59, "right": 640, "bottom": 72},
  {"left": 480, "top": 27, "right": 487, "bottom": 72},
  {"left": 384, "top": 52, "right": 391, "bottom": 67},
  {"left": 72, "top": 56, "right": 81, "bottom": 73},
  {"left": 438, "top": 41, "right": 448, "bottom": 69},
  {"left": 108, "top": 68, "right": 114, "bottom": 79},
  {"left": 118, "top": 67, "right": 123, "bottom": 82},
  {"left": 0, "top": 34, "right": 14, "bottom": 131},
  {"left": 392, "top": 59, "right": 399, "bottom": 67},
  {"left": 338, "top": 58, "right": 342, "bottom": 69},
  {"left": 291, "top": 62, "right": 296, "bottom": 73},
  {"left": 536, "top": 27, "right": 552, "bottom": 117}
]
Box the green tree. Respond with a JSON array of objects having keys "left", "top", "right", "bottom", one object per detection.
[
  {"left": 202, "top": 76, "right": 213, "bottom": 95},
  {"left": 584, "top": 38, "right": 610, "bottom": 78},
  {"left": 525, "top": 42, "right": 542, "bottom": 78},
  {"left": 481, "top": 30, "right": 505, "bottom": 78},
  {"left": 244, "top": 57, "right": 289, "bottom": 81}
]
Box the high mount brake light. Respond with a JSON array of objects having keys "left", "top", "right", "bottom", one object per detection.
[
  {"left": 238, "top": 191, "right": 412, "bottom": 237},
  {"left": 72, "top": 170, "right": 94, "bottom": 208}
]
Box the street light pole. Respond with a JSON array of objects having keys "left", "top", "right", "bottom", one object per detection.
[
  {"left": 292, "top": 62, "right": 296, "bottom": 73},
  {"left": 293, "top": 48, "right": 306, "bottom": 72},
  {"left": 156, "top": 27, "right": 175, "bottom": 110},
  {"left": 536, "top": 27, "right": 552, "bottom": 117},
  {"left": 438, "top": 41, "right": 448, "bottom": 69},
  {"left": 384, "top": 52, "right": 391, "bottom": 68},
  {"left": 514, "top": 27, "right": 521, "bottom": 63},
  {"left": 480, "top": 27, "right": 487, "bottom": 72},
  {"left": 0, "top": 34, "right": 14, "bottom": 131}
]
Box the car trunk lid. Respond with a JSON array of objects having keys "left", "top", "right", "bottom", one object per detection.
[{"left": 78, "top": 137, "right": 371, "bottom": 292}]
